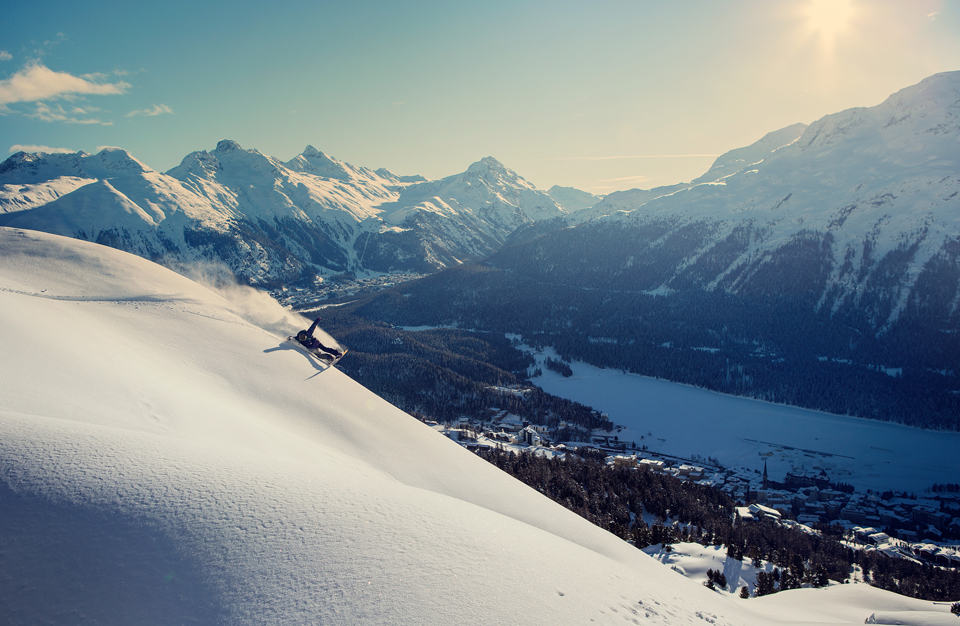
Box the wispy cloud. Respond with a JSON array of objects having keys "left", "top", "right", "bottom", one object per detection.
[
  {"left": 599, "top": 174, "right": 651, "bottom": 183},
  {"left": 127, "top": 103, "right": 173, "bottom": 117},
  {"left": 0, "top": 61, "right": 129, "bottom": 121},
  {"left": 927, "top": 11, "right": 939, "bottom": 19},
  {"left": 520, "top": 154, "right": 720, "bottom": 163},
  {"left": 0, "top": 51, "right": 12, "bottom": 62},
  {"left": 37, "top": 33, "right": 68, "bottom": 56},
  {"left": 9, "top": 144, "right": 75, "bottom": 154},
  {"left": 27, "top": 102, "right": 112, "bottom": 125}
]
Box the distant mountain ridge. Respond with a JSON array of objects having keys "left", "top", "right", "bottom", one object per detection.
[
  {"left": 0, "top": 141, "right": 567, "bottom": 285},
  {"left": 546, "top": 185, "right": 604, "bottom": 212}
]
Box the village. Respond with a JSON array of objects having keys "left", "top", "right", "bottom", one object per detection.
[
  {"left": 271, "top": 272, "right": 425, "bottom": 308},
  {"left": 429, "top": 405, "right": 960, "bottom": 574}
]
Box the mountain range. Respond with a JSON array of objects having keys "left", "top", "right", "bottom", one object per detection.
[{"left": 0, "top": 141, "right": 567, "bottom": 285}]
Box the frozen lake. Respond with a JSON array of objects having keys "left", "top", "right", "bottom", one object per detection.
[{"left": 529, "top": 350, "right": 959, "bottom": 494}]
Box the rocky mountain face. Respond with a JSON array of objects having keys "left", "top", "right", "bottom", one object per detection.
[{"left": 0, "top": 142, "right": 566, "bottom": 285}]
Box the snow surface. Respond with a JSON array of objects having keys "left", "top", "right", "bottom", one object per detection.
[
  {"left": 1, "top": 228, "right": 954, "bottom": 624},
  {"left": 529, "top": 349, "right": 960, "bottom": 494}
]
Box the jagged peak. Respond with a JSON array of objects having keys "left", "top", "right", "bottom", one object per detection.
[
  {"left": 468, "top": 156, "right": 507, "bottom": 172},
  {"left": 285, "top": 146, "right": 354, "bottom": 180},
  {"left": 91, "top": 146, "right": 152, "bottom": 173},
  {"left": 166, "top": 149, "right": 222, "bottom": 179},
  {"left": 301, "top": 145, "right": 324, "bottom": 159},
  {"left": 374, "top": 167, "right": 400, "bottom": 182},
  {"left": 215, "top": 139, "right": 243, "bottom": 153}
]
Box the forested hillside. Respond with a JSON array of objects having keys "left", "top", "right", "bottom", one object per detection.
[
  {"left": 320, "top": 262, "right": 960, "bottom": 431},
  {"left": 315, "top": 309, "right": 610, "bottom": 432}
]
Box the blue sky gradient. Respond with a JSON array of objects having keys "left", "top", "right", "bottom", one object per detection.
[{"left": 2, "top": 0, "right": 959, "bottom": 192}]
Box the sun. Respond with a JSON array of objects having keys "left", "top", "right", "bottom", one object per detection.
[{"left": 801, "top": 0, "right": 857, "bottom": 51}]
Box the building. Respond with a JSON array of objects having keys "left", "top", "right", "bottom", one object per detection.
[
  {"left": 638, "top": 459, "right": 665, "bottom": 473},
  {"left": 747, "top": 503, "right": 783, "bottom": 522}
]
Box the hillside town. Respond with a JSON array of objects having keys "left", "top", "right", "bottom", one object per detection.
[
  {"left": 431, "top": 407, "right": 960, "bottom": 573},
  {"left": 272, "top": 272, "right": 425, "bottom": 307}
]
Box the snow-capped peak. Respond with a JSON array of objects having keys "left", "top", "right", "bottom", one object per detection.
[
  {"left": 0, "top": 150, "right": 89, "bottom": 183},
  {"left": 301, "top": 144, "right": 323, "bottom": 159},
  {"left": 467, "top": 155, "right": 507, "bottom": 172},
  {"left": 215, "top": 139, "right": 244, "bottom": 153},
  {"left": 82, "top": 147, "right": 154, "bottom": 178},
  {"left": 285, "top": 145, "right": 357, "bottom": 180}
]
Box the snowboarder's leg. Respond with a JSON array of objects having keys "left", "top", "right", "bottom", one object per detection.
[{"left": 317, "top": 343, "right": 341, "bottom": 358}]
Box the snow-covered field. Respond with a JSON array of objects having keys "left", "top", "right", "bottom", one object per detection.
[
  {"left": 1, "top": 227, "right": 955, "bottom": 624},
  {"left": 529, "top": 349, "right": 960, "bottom": 494}
]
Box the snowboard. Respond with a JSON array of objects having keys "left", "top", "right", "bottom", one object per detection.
[{"left": 287, "top": 336, "right": 348, "bottom": 367}]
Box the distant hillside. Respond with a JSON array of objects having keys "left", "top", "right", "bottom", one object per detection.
[{"left": 546, "top": 185, "right": 603, "bottom": 212}]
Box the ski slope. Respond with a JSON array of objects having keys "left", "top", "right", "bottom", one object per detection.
[{"left": 0, "top": 228, "right": 954, "bottom": 625}]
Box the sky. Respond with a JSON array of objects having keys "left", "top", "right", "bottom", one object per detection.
[{"left": 1, "top": 0, "right": 959, "bottom": 194}]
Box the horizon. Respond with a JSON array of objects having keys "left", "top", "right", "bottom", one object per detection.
[{"left": 2, "top": 0, "right": 959, "bottom": 194}]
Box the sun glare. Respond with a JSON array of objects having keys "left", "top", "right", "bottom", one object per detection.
[{"left": 801, "top": 0, "right": 857, "bottom": 50}]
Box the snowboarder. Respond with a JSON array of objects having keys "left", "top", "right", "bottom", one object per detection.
[{"left": 295, "top": 317, "right": 343, "bottom": 361}]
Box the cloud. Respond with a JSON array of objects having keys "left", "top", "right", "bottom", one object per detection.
[
  {"left": 599, "top": 174, "right": 651, "bottom": 183},
  {"left": 27, "top": 102, "right": 112, "bottom": 125},
  {"left": 0, "top": 51, "right": 12, "bottom": 62},
  {"left": 0, "top": 61, "right": 129, "bottom": 107},
  {"left": 520, "top": 154, "right": 721, "bottom": 163},
  {"left": 126, "top": 103, "right": 173, "bottom": 117},
  {"left": 9, "top": 144, "right": 75, "bottom": 154},
  {"left": 581, "top": 154, "right": 721, "bottom": 161}
]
